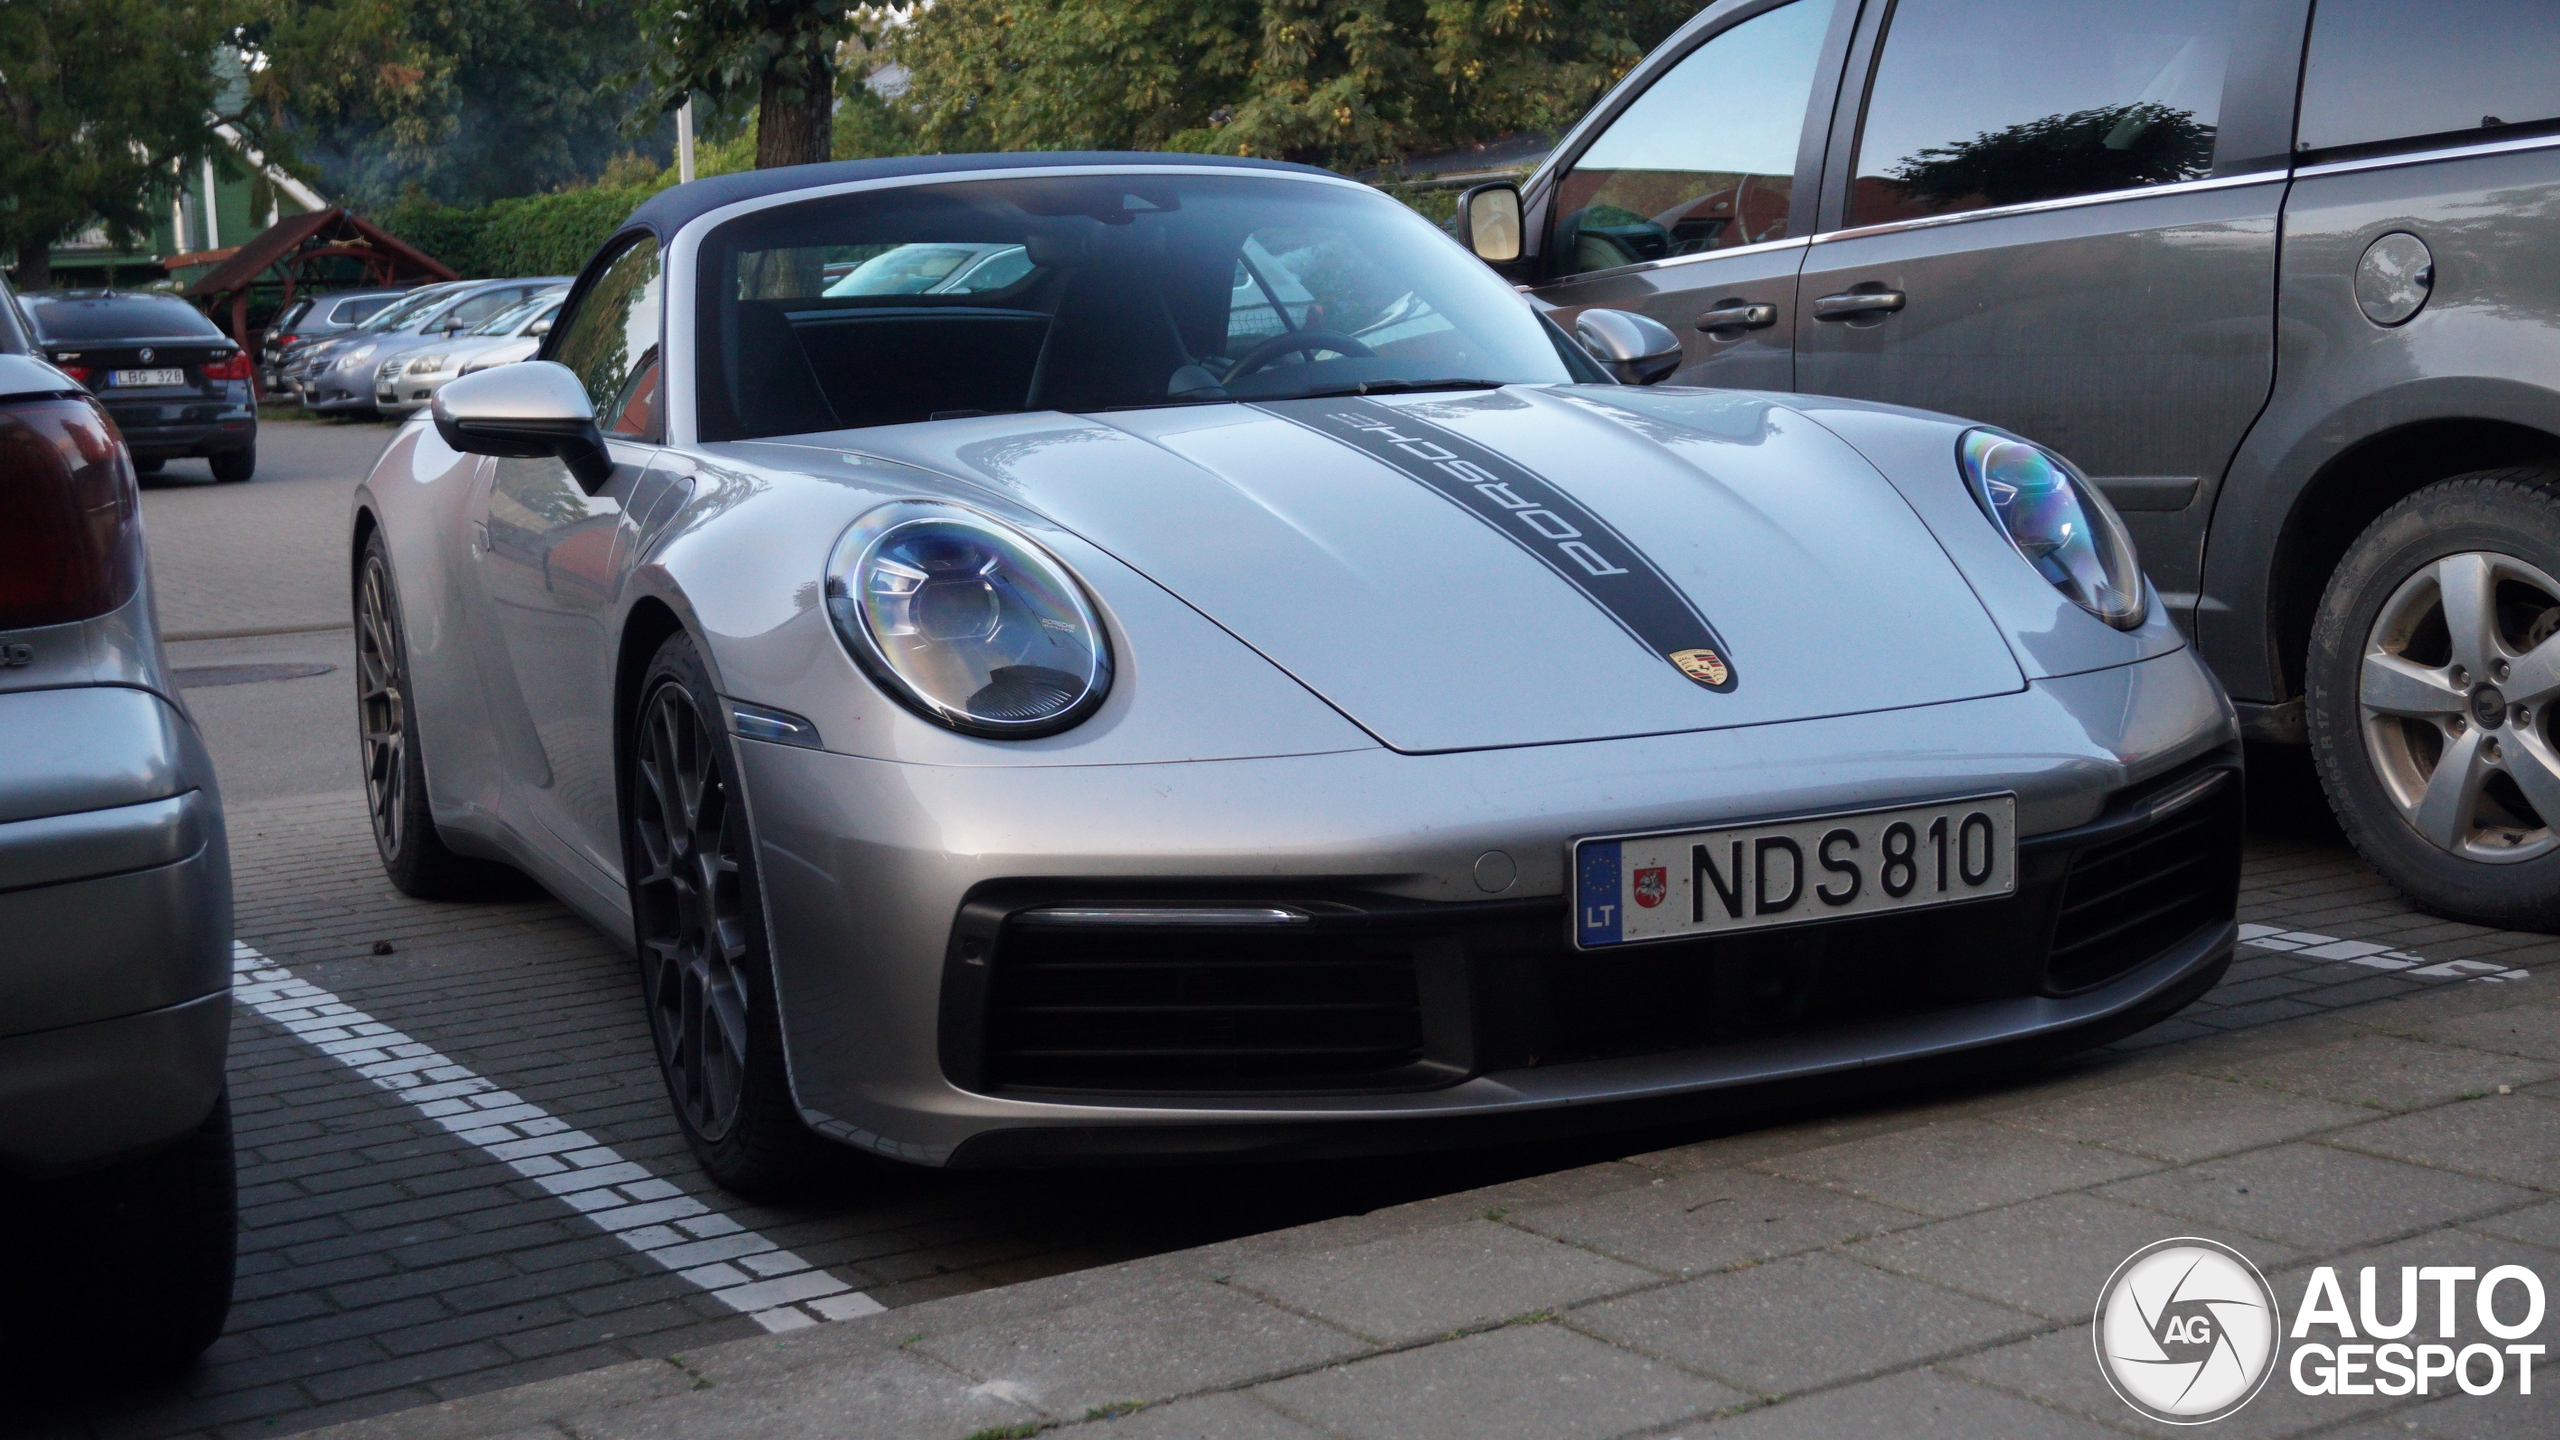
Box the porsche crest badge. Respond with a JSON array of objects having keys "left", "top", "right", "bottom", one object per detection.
[{"left": 1669, "top": 648, "right": 1730, "bottom": 687}]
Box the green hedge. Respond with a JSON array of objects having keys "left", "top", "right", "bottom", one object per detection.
[{"left": 380, "top": 178, "right": 673, "bottom": 280}]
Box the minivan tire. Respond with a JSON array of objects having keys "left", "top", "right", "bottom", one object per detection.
[{"left": 2308, "top": 469, "right": 2560, "bottom": 929}]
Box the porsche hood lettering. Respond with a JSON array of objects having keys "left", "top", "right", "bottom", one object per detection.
[{"left": 1254, "top": 397, "right": 1739, "bottom": 692}]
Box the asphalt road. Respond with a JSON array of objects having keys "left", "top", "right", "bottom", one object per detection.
[{"left": 26, "top": 415, "right": 2558, "bottom": 1438}]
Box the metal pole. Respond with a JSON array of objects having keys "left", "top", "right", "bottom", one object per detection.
[
  {"left": 678, "top": 98, "right": 697, "bottom": 184},
  {"left": 201, "top": 155, "right": 221, "bottom": 250}
]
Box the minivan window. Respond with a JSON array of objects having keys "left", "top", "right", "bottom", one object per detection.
[
  {"left": 2298, "top": 0, "right": 2560, "bottom": 154},
  {"left": 1550, "top": 0, "right": 1835, "bottom": 278},
  {"left": 1848, "top": 0, "right": 2241, "bottom": 227},
  {"left": 330, "top": 295, "right": 396, "bottom": 325}
]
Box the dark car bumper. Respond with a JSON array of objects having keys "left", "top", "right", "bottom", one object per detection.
[{"left": 99, "top": 391, "right": 256, "bottom": 457}]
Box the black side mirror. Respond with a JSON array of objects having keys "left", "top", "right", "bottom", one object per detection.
[
  {"left": 1573, "top": 309, "right": 1683, "bottom": 386},
  {"left": 432, "top": 360, "right": 613, "bottom": 492},
  {"left": 1453, "top": 182, "right": 1523, "bottom": 265}
]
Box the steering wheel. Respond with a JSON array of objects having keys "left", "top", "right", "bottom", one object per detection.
[{"left": 1223, "top": 328, "right": 1376, "bottom": 381}]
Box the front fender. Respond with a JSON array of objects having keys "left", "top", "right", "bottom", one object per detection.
[{"left": 2199, "top": 372, "right": 2560, "bottom": 701}]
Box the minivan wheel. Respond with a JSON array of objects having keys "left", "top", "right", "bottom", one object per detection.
[
  {"left": 2309, "top": 469, "right": 2560, "bottom": 928},
  {"left": 356, "top": 531, "right": 519, "bottom": 899},
  {"left": 627, "top": 630, "right": 830, "bottom": 1196}
]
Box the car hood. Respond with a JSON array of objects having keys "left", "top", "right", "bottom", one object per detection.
[{"left": 792, "top": 386, "right": 2025, "bottom": 754}]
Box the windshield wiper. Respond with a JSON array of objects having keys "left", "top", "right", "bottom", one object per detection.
[{"left": 1282, "top": 378, "right": 1510, "bottom": 401}]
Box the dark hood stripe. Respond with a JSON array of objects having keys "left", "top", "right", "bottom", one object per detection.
[{"left": 1252, "top": 396, "right": 1737, "bottom": 691}]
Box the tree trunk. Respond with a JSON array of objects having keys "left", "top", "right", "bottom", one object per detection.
[
  {"left": 16, "top": 244, "right": 51, "bottom": 294},
  {"left": 754, "top": 39, "right": 835, "bottom": 169}
]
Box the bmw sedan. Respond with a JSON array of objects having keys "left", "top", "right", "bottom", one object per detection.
[
  {"left": 25, "top": 290, "right": 258, "bottom": 481},
  {"left": 355, "top": 154, "right": 2242, "bottom": 1195}
]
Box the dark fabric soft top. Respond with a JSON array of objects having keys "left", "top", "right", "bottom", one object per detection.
[{"left": 617, "top": 151, "right": 1331, "bottom": 240}]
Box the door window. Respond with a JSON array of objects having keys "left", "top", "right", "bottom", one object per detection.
[
  {"left": 552, "top": 237, "right": 663, "bottom": 441},
  {"left": 1848, "top": 0, "right": 2242, "bottom": 228},
  {"left": 1550, "top": 0, "right": 1836, "bottom": 279},
  {"left": 443, "top": 288, "right": 527, "bottom": 331},
  {"left": 2298, "top": 0, "right": 2560, "bottom": 154}
]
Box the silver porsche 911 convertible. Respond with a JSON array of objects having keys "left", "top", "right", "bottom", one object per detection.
[{"left": 353, "top": 152, "right": 2242, "bottom": 1193}]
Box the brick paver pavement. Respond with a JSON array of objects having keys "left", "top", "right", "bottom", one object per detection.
[
  {"left": 23, "top": 766, "right": 2556, "bottom": 1438},
  {"left": 277, "top": 905, "right": 2560, "bottom": 1440}
]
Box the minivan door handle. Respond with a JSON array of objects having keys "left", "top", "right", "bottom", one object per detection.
[
  {"left": 1812, "top": 289, "right": 1908, "bottom": 320},
  {"left": 1695, "top": 302, "right": 1778, "bottom": 333}
]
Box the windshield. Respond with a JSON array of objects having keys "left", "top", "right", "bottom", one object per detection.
[
  {"left": 28, "top": 294, "right": 225, "bottom": 342},
  {"left": 694, "top": 172, "right": 1578, "bottom": 439},
  {"left": 469, "top": 293, "right": 559, "bottom": 337},
  {"left": 358, "top": 287, "right": 457, "bottom": 332}
]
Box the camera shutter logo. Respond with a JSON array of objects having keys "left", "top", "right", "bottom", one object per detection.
[{"left": 2094, "top": 1238, "right": 2281, "bottom": 1424}]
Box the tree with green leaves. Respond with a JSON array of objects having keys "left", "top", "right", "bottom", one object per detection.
[
  {"left": 885, "top": 0, "right": 1696, "bottom": 171},
  {"left": 631, "top": 0, "right": 870, "bottom": 170},
  {"left": 0, "top": 0, "right": 245, "bottom": 290},
  {"left": 238, "top": 0, "right": 664, "bottom": 209}
]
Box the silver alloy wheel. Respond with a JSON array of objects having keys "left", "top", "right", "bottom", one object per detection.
[
  {"left": 2359, "top": 550, "right": 2560, "bottom": 862},
  {"left": 632, "top": 681, "right": 751, "bottom": 1142},
  {"left": 356, "top": 551, "right": 407, "bottom": 860}
]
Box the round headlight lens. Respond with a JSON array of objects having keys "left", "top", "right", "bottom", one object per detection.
[
  {"left": 1959, "top": 429, "right": 2146, "bottom": 630},
  {"left": 823, "top": 502, "right": 1112, "bottom": 737}
]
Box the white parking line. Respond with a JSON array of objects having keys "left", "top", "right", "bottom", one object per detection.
[
  {"left": 230, "top": 942, "right": 885, "bottom": 1333},
  {"left": 2238, "top": 924, "right": 2531, "bottom": 982}
]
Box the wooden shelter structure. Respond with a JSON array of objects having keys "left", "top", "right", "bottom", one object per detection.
[{"left": 182, "top": 208, "right": 456, "bottom": 391}]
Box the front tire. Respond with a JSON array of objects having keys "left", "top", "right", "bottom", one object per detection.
[
  {"left": 356, "top": 530, "right": 518, "bottom": 899},
  {"left": 627, "top": 631, "right": 829, "bottom": 1195},
  {"left": 2309, "top": 469, "right": 2560, "bottom": 928}
]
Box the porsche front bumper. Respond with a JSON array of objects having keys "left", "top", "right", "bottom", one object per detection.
[{"left": 734, "top": 651, "right": 2240, "bottom": 1166}]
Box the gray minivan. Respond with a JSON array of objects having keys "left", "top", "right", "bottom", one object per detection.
[
  {"left": 0, "top": 271, "right": 236, "bottom": 1365},
  {"left": 1479, "top": 0, "right": 2560, "bottom": 928}
]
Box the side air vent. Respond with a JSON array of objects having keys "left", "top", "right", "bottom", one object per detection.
[{"left": 2047, "top": 769, "right": 2241, "bottom": 994}]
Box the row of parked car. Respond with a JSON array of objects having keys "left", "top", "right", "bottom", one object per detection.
[{"left": 268, "top": 275, "right": 569, "bottom": 418}]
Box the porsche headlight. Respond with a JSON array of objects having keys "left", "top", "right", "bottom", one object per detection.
[
  {"left": 1959, "top": 429, "right": 2145, "bottom": 630},
  {"left": 824, "top": 501, "right": 1112, "bottom": 737}
]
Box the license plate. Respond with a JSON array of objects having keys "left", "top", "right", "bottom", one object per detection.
[
  {"left": 110, "top": 368, "right": 184, "bottom": 387},
  {"left": 1573, "top": 794, "right": 2017, "bottom": 948}
]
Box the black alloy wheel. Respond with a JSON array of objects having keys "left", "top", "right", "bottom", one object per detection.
[
  {"left": 356, "top": 530, "right": 515, "bottom": 898},
  {"left": 627, "top": 631, "right": 828, "bottom": 1193},
  {"left": 2310, "top": 469, "right": 2560, "bottom": 928}
]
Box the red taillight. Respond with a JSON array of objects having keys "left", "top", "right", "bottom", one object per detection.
[
  {"left": 55, "top": 363, "right": 91, "bottom": 385},
  {"left": 0, "top": 396, "right": 144, "bottom": 629},
  {"left": 201, "top": 351, "right": 253, "bottom": 381}
]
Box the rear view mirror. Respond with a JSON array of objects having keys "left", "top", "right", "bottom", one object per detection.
[
  {"left": 1573, "top": 309, "right": 1683, "bottom": 386},
  {"left": 529, "top": 319, "right": 552, "bottom": 336},
  {"left": 1454, "top": 183, "right": 1523, "bottom": 265},
  {"left": 432, "top": 360, "right": 612, "bottom": 492}
]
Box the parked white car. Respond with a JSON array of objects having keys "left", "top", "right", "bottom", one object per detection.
[{"left": 376, "top": 290, "right": 566, "bottom": 417}]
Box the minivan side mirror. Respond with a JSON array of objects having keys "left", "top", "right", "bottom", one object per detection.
[
  {"left": 1453, "top": 182, "right": 1523, "bottom": 265},
  {"left": 432, "top": 360, "right": 612, "bottom": 492},
  {"left": 1573, "top": 309, "right": 1683, "bottom": 386}
]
